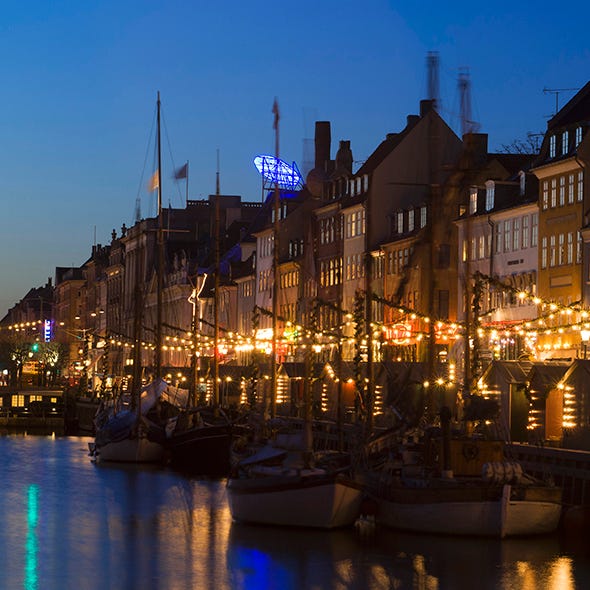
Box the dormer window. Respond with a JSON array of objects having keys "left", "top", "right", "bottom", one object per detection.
[
  {"left": 420, "top": 206, "right": 427, "bottom": 228},
  {"left": 485, "top": 181, "right": 495, "bottom": 211},
  {"left": 408, "top": 209, "right": 415, "bottom": 231},
  {"left": 519, "top": 171, "right": 526, "bottom": 196},
  {"left": 549, "top": 135, "right": 556, "bottom": 158},
  {"left": 397, "top": 211, "right": 404, "bottom": 234},
  {"left": 562, "top": 131, "right": 569, "bottom": 155},
  {"left": 576, "top": 126, "right": 583, "bottom": 146}
]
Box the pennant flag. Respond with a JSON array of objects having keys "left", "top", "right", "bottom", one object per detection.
[
  {"left": 272, "top": 98, "right": 279, "bottom": 130},
  {"left": 148, "top": 170, "right": 159, "bottom": 192},
  {"left": 174, "top": 163, "right": 188, "bottom": 179}
]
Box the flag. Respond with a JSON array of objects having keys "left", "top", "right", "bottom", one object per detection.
[
  {"left": 174, "top": 162, "right": 188, "bottom": 180},
  {"left": 272, "top": 98, "right": 279, "bottom": 130},
  {"left": 148, "top": 170, "right": 159, "bottom": 191}
]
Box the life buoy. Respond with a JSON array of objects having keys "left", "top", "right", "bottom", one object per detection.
[{"left": 462, "top": 442, "right": 479, "bottom": 461}]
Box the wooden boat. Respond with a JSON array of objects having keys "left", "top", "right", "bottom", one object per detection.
[
  {"left": 165, "top": 406, "right": 232, "bottom": 476},
  {"left": 89, "top": 378, "right": 167, "bottom": 463},
  {"left": 227, "top": 435, "right": 363, "bottom": 529},
  {"left": 365, "top": 411, "right": 562, "bottom": 538}
]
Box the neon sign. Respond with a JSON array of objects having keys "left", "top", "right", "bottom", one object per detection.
[{"left": 254, "top": 155, "right": 302, "bottom": 190}]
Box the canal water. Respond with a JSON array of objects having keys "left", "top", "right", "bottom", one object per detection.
[{"left": 1, "top": 433, "right": 589, "bottom": 590}]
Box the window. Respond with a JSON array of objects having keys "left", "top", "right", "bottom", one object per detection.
[
  {"left": 550, "top": 178, "right": 557, "bottom": 207},
  {"left": 494, "top": 222, "right": 502, "bottom": 254},
  {"left": 513, "top": 218, "right": 520, "bottom": 251},
  {"left": 568, "top": 232, "right": 574, "bottom": 264},
  {"left": 485, "top": 181, "right": 495, "bottom": 211},
  {"left": 408, "top": 209, "right": 415, "bottom": 232},
  {"left": 569, "top": 174, "right": 575, "bottom": 204},
  {"left": 462, "top": 239, "right": 468, "bottom": 262},
  {"left": 541, "top": 237, "right": 547, "bottom": 269},
  {"left": 559, "top": 176, "right": 565, "bottom": 206},
  {"left": 562, "top": 131, "right": 569, "bottom": 155},
  {"left": 522, "top": 216, "right": 529, "bottom": 248},
  {"left": 558, "top": 234, "right": 565, "bottom": 265},
  {"left": 542, "top": 181, "right": 548, "bottom": 209},
  {"left": 550, "top": 235, "right": 556, "bottom": 267},
  {"left": 531, "top": 213, "right": 538, "bottom": 247},
  {"left": 397, "top": 211, "right": 404, "bottom": 234},
  {"left": 578, "top": 171, "right": 584, "bottom": 202},
  {"left": 503, "top": 220, "right": 511, "bottom": 252},
  {"left": 549, "top": 135, "right": 556, "bottom": 158},
  {"left": 471, "top": 238, "right": 477, "bottom": 261},
  {"left": 478, "top": 235, "right": 485, "bottom": 260},
  {"left": 420, "top": 206, "right": 427, "bottom": 228},
  {"left": 576, "top": 126, "right": 583, "bottom": 146},
  {"left": 577, "top": 231, "right": 583, "bottom": 264},
  {"left": 469, "top": 187, "right": 478, "bottom": 214}
]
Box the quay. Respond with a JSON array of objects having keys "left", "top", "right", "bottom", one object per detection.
[{"left": 510, "top": 443, "right": 590, "bottom": 507}]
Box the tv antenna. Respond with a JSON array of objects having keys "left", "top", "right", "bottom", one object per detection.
[{"left": 543, "top": 87, "right": 580, "bottom": 116}]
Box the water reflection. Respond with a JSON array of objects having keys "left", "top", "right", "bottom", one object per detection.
[{"left": 0, "top": 434, "right": 588, "bottom": 590}]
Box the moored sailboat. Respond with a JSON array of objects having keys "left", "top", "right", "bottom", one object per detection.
[
  {"left": 364, "top": 406, "right": 562, "bottom": 538},
  {"left": 89, "top": 92, "right": 168, "bottom": 464},
  {"left": 226, "top": 99, "right": 362, "bottom": 528}
]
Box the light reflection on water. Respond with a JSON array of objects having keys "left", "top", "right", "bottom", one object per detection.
[{"left": 0, "top": 434, "right": 588, "bottom": 590}]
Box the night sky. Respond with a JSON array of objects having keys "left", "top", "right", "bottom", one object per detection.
[{"left": 1, "top": 0, "right": 589, "bottom": 317}]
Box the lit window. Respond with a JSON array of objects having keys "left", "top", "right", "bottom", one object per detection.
[
  {"left": 569, "top": 174, "right": 575, "bottom": 204},
  {"left": 578, "top": 171, "right": 584, "bottom": 202},
  {"left": 550, "top": 235, "right": 556, "bottom": 267},
  {"left": 541, "top": 237, "right": 547, "bottom": 268},
  {"left": 559, "top": 176, "right": 565, "bottom": 206},
  {"left": 531, "top": 213, "right": 538, "bottom": 247},
  {"left": 522, "top": 216, "right": 529, "bottom": 248},
  {"left": 397, "top": 211, "right": 404, "bottom": 234},
  {"left": 549, "top": 135, "right": 556, "bottom": 158},
  {"left": 420, "top": 206, "right": 427, "bottom": 228},
  {"left": 542, "top": 181, "right": 548, "bottom": 209},
  {"left": 562, "top": 131, "right": 569, "bottom": 155},
  {"left": 576, "top": 126, "right": 583, "bottom": 146},
  {"left": 470, "top": 187, "right": 478, "bottom": 214},
  {"left": 503, "top": 220, "right": 511, "bottom": 252},
  {"left": 485, "top": 181, "right": 495, "bottom": 210},
  {"left": 551, "top": 178, "right": 557, "bottom": 207},
  {"left": 408, "top": 209, "right": 415, "bottom": 232},
  {"left": 513, "top": 218, "right": 520, "bottom": 251}
]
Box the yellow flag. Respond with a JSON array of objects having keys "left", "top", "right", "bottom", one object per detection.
[{"left": 148, "top": 170, "right": 159, "bottom": 191}]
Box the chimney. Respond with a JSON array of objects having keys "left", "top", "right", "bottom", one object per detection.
[
  {"left": 420, "top": 99, "right": 435, "bottom": 117},
  {"left": 463, "top": 133, "right": 488, "bottom": 164},
  {"left": 315, "top": 121, "right": 331, "bottom": 171},
  {"left": 335, "top": 140, "right": 353, "bottom": 174},
  {"left": 406, "top": 114, "right": 420, "bottom": 128}
]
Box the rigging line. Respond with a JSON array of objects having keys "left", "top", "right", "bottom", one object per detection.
[
  {"left": 135, "top": 103, "right": 157, "bottom": 218},
  {"left": 160, "top": 103, "right": 185, "bottom": 208}
]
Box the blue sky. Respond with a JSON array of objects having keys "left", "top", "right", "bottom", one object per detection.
[{"left": 1, "top": 0, "right": 589, "bottom": 317}]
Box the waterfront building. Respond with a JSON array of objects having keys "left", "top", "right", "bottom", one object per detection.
[{"left": 532, "top": 82, "right": 590, "bottom": 360}]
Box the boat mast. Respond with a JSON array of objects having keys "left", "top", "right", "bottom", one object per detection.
[
  {"left": 155, "top": 91, "right": 163, "bottom": 380},
  {"left": 214, "top": 152, "right": 221, "bottom": 407},
  {"left": 271, "top": 98, "right": 280, "bottom": 420}
]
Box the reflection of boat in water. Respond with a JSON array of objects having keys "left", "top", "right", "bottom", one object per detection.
[
  {"left": 227, "top": 520, "right": 359, "bottom": 588},
  {"left": 366, "top": 408, "right": 562, "bottom": 538}
]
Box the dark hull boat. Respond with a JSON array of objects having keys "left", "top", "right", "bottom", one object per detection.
[{"left": 165, "top": 408, "right": 232, "bottom": 476}]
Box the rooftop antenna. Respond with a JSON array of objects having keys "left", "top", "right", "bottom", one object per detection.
[
  {"left": 426, "top": 51, "right": 440, "bottom": 111},
  {"left": 543, "top": 87, "right": 581, "bottom": 116},
  {"left": 458, "top": 67, "right": 480, "bottom": 136}
]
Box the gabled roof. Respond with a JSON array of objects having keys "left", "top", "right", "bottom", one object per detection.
[{"left": 547, "top": 81, "right": 590, "bottom": 130}]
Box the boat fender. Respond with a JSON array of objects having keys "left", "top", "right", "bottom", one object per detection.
[
  {"left": 462, "top": 442, "right": 479, "bottom": 461},
  {"left": 481, "top": 461, "right": 523, "bottom": 484}
]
